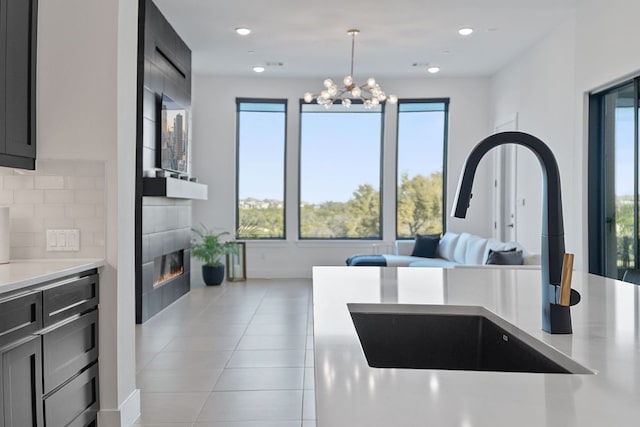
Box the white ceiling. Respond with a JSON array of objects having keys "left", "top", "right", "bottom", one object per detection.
[{"left": 154, "top": 0, "right": 576, "bottom": 79}]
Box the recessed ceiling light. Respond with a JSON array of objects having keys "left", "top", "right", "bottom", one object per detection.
[
  {"left": 427, "top": 66, "right": 440, "bottom": 74},
  {"left": 458, "top": 27, "right": 473, "bottom": 36},
  {"left": 252, "top": 66, "right": 265, "bottom": 73},
  {"left": 236, "top": 27, "right": 251, "bottom": 36}
]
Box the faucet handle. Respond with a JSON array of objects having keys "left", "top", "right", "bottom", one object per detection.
[{"left": 559, "top": 253, "right": 574, "bottom": 306}]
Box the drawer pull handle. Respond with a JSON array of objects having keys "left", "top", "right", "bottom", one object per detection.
[
  {"left": 0, "top": 320, "right": 35, "bottom": 337},
  {"left": 48, "top": 299, "right": 89, "bottom": 317}
]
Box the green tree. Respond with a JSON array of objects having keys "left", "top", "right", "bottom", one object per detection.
[
  {"left": 397, "top": 172, "right": 443, "bottom": 237},
  {"left": 238, "top": 201, "right": 284, "bottom": 238},
  {"left": 346, "top": 184, "right": 380, "bottom": 237},
  {"left": 615, "top": 196, "right": 635, "bottom": 267},
  {"left": 301, "top": 201, "right": 352, "bottom": 238}
]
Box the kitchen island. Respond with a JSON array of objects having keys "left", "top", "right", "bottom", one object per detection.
[{"left": 312, "top": 266, "right": 640, "bottom": 426}]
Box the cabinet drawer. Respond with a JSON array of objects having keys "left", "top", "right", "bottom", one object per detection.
[
  {"left": 42, "top": 310, "right": 98, "bottom": 395},
  {"left": 44, "top": 363, "right": 99, "bottom": 427},
  {"left": 42, "top": 274, "right": 99, "bottom": 327},
  {"left": 0, "top": 291, "right": 42, "bottom": 348}
]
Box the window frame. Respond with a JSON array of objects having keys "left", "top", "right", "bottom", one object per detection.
[
  {"left": 588, "top": 80, "right": 640, "bottom": 277},
  {"left": 235, "top": 98, "right": 288, "bottom": 240},
  {"left": 297, "top": 100, "right": 385, "bottom": 240},
  {"left": 394, "top": 98, "right": 450, "bottom": 240}
]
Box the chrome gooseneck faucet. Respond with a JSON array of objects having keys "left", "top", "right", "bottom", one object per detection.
[{"left": 452, "top": 131, "right": 569, "bottom": 333}]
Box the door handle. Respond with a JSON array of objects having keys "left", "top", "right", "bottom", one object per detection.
[{"left": 507, "top": 224, "right": 514, "bottom": 228}]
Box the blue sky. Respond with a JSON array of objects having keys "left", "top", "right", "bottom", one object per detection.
[
  {"left": 238, "top": 111, "right": 285, "bottom": 201},
  {"left": 615, "top": 107, "right": 634, "bottom": 197},
  {"left": 238, "top": 106, "right": 445, "bottom": 204}
]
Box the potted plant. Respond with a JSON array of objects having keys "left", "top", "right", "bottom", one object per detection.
[{"left": 191, "top": 224, "right": 238, "bottom": 286}]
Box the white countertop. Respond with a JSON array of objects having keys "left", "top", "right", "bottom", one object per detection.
[
  {"left": 0, "top": 258, "right": 105, "bottom": 295},
  {"left": 312, "top": 266, "right": 640, "bottom": 427}
]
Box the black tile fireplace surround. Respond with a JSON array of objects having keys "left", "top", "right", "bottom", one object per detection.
[
  {"left": 138, "top": 198, "right": 192, "bottom": 323},
  {"left": 135, "top": 0, "right": 194, "bottom": 323}
]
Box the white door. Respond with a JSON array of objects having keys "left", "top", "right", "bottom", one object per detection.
[{"left": 492, "top": 114, "right": 518, "bottom": 242}]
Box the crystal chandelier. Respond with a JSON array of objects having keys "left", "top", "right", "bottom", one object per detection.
[{"left": 304, "top": 29, "right": 397, "bottom": 109}]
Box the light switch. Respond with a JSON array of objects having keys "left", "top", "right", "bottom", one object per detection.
[
  {"left": 57, "top": 231, "right": 66, "bottom": 247},
  {"left": 67, "top": 229, "right": 80, "bottom": 251},
  {"left": 46, "top": 229, "right": 80, "bottom": 251},
  {"left": 46, "top": 230, "right": 57, "bottom": 249}
]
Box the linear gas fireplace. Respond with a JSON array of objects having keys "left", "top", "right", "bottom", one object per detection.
[{"left": 153, "top": 250, "right": 184, "bottom": 287}]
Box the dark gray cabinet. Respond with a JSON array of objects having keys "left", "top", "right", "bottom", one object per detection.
[
  {"left": 43, "top": 363, "right": 98, "bottom": 427},
  {"left": 0, "top": 270, "right": 99, "bottom": 427},
  {"left": 42, "top": 274, "right": 99, "bottom": 327},
  {"left": 0, "top": 291, "right": 43, "bottom": 427},
  {"left": 0, "top": 291, "right": 41, "bottom": 349},
  {"left": 1, "top": 336, "right": 43, "bottom": 427},
  {"left": 0, "top": 0, "right": 37, "bottom": 169}
]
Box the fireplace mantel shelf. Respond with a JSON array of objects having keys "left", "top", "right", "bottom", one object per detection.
[{"left": 143, "top": 177, "right": 208, "bottom": 200}]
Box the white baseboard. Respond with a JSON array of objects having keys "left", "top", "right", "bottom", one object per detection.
[{"left": 97, "top": 388, "right": 140, "bottom": 427}]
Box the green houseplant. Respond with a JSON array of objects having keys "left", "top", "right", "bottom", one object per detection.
[{"left": 191, "top": 225, "right": 238, "bottom": 286}]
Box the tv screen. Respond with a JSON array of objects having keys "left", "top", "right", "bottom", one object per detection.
[{"left": 160, "top": 94, "right": 189, "bottom": 173}]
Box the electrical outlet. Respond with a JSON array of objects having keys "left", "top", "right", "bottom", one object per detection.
[{"left": 46, "top": 229, "right": 80, "bottom": 251}]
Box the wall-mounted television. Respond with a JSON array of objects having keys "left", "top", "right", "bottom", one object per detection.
[{"left": 159, "top": 94, "right": 189, "bottom": 173}]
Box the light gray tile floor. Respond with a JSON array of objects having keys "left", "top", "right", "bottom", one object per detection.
[{"left": 134, "top": 278, "right": 315, "bottom": 427}]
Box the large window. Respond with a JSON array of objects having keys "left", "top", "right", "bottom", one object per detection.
[
  {"left": 299, "top": 103, "right": 384, "bottom": 239},
  {"left": 236, "top": 99, "right": 286, "bottom": 239},
  {"left": 589, "top": 81, "right": 638, "bottom": 279},
  {"left": 396, "top": 100, "right": 448, "bottom": 239}
]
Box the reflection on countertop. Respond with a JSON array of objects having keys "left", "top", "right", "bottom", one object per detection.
[{"left": 312, "top": 266, "right": 640, "bottom": 427}]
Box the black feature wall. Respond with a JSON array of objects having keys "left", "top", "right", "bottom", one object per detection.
[{"left": 135, "top": 0, "right": 192, "bottom": 323}]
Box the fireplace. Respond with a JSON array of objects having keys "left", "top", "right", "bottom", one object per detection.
[
  {"left": 137, "top": 197, "right": 192, "bottom": 323},
  {"left": 153, "top": 250, "right": 184, "bottom": 287}
]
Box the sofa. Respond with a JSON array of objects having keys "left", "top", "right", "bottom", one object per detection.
[{"left": 346, "top": 231, "right": 540, "bottom": 268}]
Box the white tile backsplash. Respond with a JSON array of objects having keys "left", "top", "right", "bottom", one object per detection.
[
  {"left": 10, "top": 232, "right": 35, "bottom": 247},
  {"left": 43, "top": 217, "right": 75, "bottom": 229},
  {"left": 34, "top": 176, "right": 65, "bottom": 189},
  {"left": 4, "top": 175, "right": 34, "bottom": 189},
  {"left": 0, "top": 160, "right": 106, "bottom": 259},
  {"left": 64, "top": 176, "right": 95, "bottom": 189},
  {"left": 74, "top": 189, "right": 105, "bottom": 204},
  {"left": 44, "top": 189, "right": 75, "bottom": 204},
  {"left": 64, "top": 204, "right": 96, "bottom": 219},
  {"left": 0, "top": 190, "right": 13, "bottom": 204},
  {"left": 10, "top": 204, "right": 35, "bottom": 219},
  {"left": 14, "top": 190, "right": 44, "bottom": 204},
  {"left": 34, "top": 204, "right": 65, "bottom": 219}
]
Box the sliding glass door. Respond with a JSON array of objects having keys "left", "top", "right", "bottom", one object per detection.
[{"left": 590, "top": 81, "right": 638, "bottom": 279}]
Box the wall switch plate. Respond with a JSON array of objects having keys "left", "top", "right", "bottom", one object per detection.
[{"left": 46, "top": 229, "right": 80, "bottom": 251}]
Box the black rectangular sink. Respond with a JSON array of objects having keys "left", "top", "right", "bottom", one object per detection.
[{"left": 348, "top": 304, "right": 593, "bottom": 374}]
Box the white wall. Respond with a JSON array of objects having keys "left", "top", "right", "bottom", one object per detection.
[
  {"left": 573, "top": 0, "right": 640, "bottom": 270},
  {"left": 191, "top": 75, "right": 492, "bottom": 278},
  {"left": 490, "top": 0, "right": 640, "bottom": 271},
  {"left": 490, "top": 17, "right": 577, "bottom": 258},
  {"left": 38, "top": 0, "right": 139, "bottom": 424}
]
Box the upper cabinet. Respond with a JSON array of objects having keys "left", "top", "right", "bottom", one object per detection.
[{"left": 0, "top": 0, "right": 37, "bottom": 170}]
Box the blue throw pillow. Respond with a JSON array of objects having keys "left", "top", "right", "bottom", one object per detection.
[{"left": 411, "top": 234, "right": 440, "bottom": 258}]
